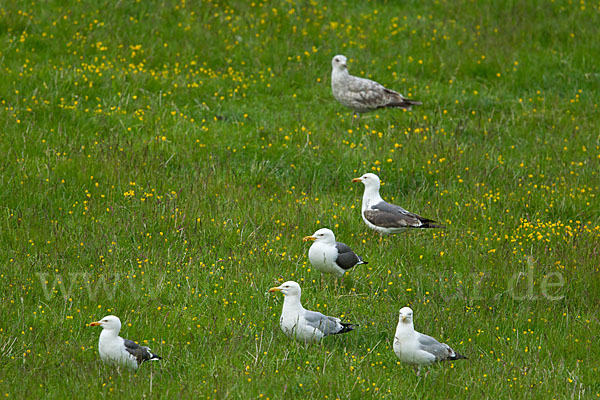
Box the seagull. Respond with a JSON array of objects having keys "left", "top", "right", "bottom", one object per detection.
[
  {"left": 90, "top": 315, "right": 161, "bottom": 370},
  {"left": 394, "top": 307, "right": 466, "bottom": 374},
  {"left": 331, "top": 55, "right": 421, "bottom": 118},
  {"left": 269, "top": 281, "right": 356, "bottom": 343},
  {"left": 303, "top": 228, "right": 367, "bottom": 285},
  {"left": 352, "top": 173, "right": 444, "bottom": 234}
]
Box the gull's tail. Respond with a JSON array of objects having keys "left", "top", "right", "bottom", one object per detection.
[
  {"left": 389, "top": 98, "right": 422, "bottom": 109},
  {"left": 382, "top": 90, "right": 422, "bottom": 110}
]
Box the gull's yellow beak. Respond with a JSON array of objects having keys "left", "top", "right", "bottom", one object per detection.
[
  {"left": 352, "top": 177, "right": 362, "bottom": 182},
  {"left": 269, "top": 287, "right": 281, "bottom": 293},
  {"left": 303, "top": 236, "right": 316, "bottom": 242},
  {"left": 89, "top": 321, "right": 101, "bottom": 327},
  {"left": 401, "top": 316, "right": 407, "bottom": 323}
]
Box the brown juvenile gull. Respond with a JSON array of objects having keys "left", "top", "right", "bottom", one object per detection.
[
  {"left": 352, "top": 173, "right": 444, "bottom": 234},
  {"left": 303, "top": 228, "right": 368, "bottom": 283},
  {"left": 394, "top": 307, "right": 466, "bottom": 374},
  {"left": 90, "top": 315, "right": 161, "bottom": 370},
  {"left": 331, "top": 55, "right": 422, "bottom": 117},
  {"left": 269, "top": 281, "right": 356, "bottom": 343}
]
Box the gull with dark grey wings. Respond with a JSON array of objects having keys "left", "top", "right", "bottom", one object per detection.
[
  {"left": 352, "top": 173, "right": 444, "bottom": 234},
  {"left": 90, "top": 315, "right": 161, "bottom": 370},
  {"left": 303, "top": 228, "right": 368, "bottom": 285}
]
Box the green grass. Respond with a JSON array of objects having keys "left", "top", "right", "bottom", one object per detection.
[{"left": 1, "top": 0, "right": 599, "bottom": 398}]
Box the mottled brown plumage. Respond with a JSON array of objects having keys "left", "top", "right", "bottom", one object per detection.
[{"left": 331, "top": 55, "right": 421, "bottom": 114}]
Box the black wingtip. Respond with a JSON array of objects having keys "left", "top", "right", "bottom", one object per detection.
[
  {"left": 422, "top": 222, "right": 446, "bottom": 229},
  {"left": 418, "top": 217, "right": 446, "bottom": 229},
  {"left": 335, "top": 323, "right": 358, "bottom": 335},
  {"left": 451, "top": 352, "right": 467, "bottom": 360}
]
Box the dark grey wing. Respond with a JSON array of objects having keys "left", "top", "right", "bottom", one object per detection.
[
  {"left": 123, "top": 339, "right": 161, "bottom": 365},
  {"left": 364, "top": 201, "right": 422, "bottom": 228},
  {"left": 366, "top": 201, "right": 443, "bottom": 229},
  {"left": 417, "top": 333, "right": 464, "bottom": 362},
  {"left": 335, "top": 241, "right": 366, "bottom": 270},
  {"left": 303, "top": 310, "right": 356, "bottom": 336},
  {"left": 372, "top": 200, "right": 413, "bottom": 216}
]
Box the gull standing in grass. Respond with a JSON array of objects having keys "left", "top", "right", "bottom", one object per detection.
[
  {"left": 352, "top": 173, "right": 444, "bottom": 234},
  {"left": 269, "top": 281, "right": 356, "bottom": 343},
  {"left": 303, "top": 228, "right": 367, "bottom": 286},
  {"left": 331, "top": 55, "right": 421, "bottom": 119},
  {"left": 90, "top": 315, "right": 161, "bottom": 370},
  {"left": 394, "top": 307, "right": 466, "bottom": 375}
]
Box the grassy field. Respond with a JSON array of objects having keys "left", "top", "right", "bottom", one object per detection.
[{"left": 1, "top": 0, "right": 599, "bottom": 398}]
